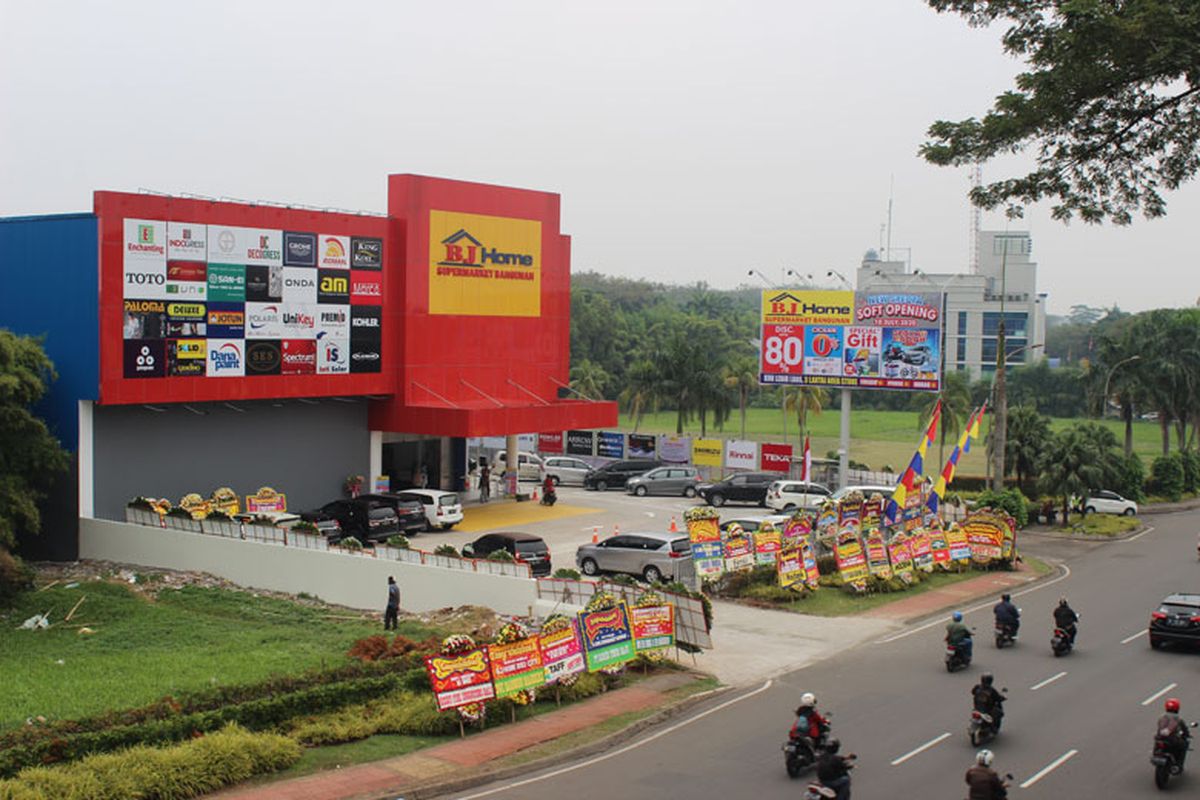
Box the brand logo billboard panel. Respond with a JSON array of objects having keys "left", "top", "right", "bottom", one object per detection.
[
  {"left": 207, "top": 339, "right": 245, "bottom": 377},
  {"left": 283, "top": 231, "right": 317, "bottom": 267},
  {"left": 207, "top": 225, "right": 283, "bottom": 266},
  {"left": 317, "top": 335, "right": 349, "bottom": 374},
  {"left": 428, "top": 210, "right": 541, "bottom": 317},
  {"left": 166, "top": 222, "right": 208, "bottom": 261},
  {"left": 245, "top": 264, "right": 283, "bottom": 302},
  {"left": 245, "top": 339, "right": 282, "bottom": 376},
  {"left": 282, "top": 267, "right": 317, "bottom": 303},
  {"left": 124, "top": 219, "right": 166, "bottom": 264},
  {"left": 318, "top": 235, "right": 351, "bottom": 269},
  {"left": 350, "top": 237, "right": 383, "bottom": 269}
]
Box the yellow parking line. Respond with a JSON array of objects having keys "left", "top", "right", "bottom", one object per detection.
[{"left": 453, "top": 502, "right": 603, "bottom": 533}]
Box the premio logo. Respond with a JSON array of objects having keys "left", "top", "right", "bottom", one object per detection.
[{"left": 439, "top": 229, "right": 534, "bottom": 268}]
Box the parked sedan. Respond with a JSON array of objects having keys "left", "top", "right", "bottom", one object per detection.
[
  {"left": 1080, "top": 490, "right": 1138, "bottom": 516},
  {"left": 358, "top": 493, "right": 429, "bottom": 534},
  {"left": 766, "top": 480, "right": 832, "bottom": 512},
  {"left": 543, "top": 456, "right": 593, "bottom": 487},
  {"left": 1148, "top": 593, "right": 1200, "bottom": 649},
  {"left": 582, "top": 459, "right": 662, "bottom": 491},
  {"left": 575, "top": 531, "right": 690, "bottom": 584},
  {"left": 462, "top": 532, "right": 552, "bottom": 576},
  {"left": 625, "top": 466, "right": 701, "bottom": 497},
  {"left": 392, "top": 489, "right": 464, "bottom": 530},
  {"left": 697, "top": 472, "right": 775, "bottom": 507}
]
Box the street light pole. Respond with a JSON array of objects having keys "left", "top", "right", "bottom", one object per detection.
[
  {"left": 992, "top": 239, "right": 1009, "bottom": 492},
  {"left": 1103, "top": 354, "right": 1142, "bottom": 457}
]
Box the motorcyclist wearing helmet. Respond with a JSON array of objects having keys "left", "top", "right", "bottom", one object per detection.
[
  {"left": 992, "top": 593, "right": 1020, "bottom": 637},
  {"left": 965, "top": 750, "right": 1007, "bottom": 800},
  {"left": 815, "top": 738, "right": 855, "bottom": 800},
  {"left": 1157, "top": 698, "right": 1191, "bottom": 766},
  {"left": 946, "top": 611, "right": 973, "bottom": 660},
  {"left": 972, "top": 673, "right": 1005, "bottom": 730},
  {"left": 1053, "top": 597, "right": 1079, "bottom": 645},
  {"left": 791, "top": 692, "right": 830, "bottom": 745}
]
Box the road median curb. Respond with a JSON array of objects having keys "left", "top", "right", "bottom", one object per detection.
[
  {"left": 1022, "top": 522, "right": 1148, "bottom": 542},
  {"left": 378, "top": 678, "right": 731, "bottom": 800},
  {"left": 894, "top": 559, "right": 1067, "bottom": 626}
]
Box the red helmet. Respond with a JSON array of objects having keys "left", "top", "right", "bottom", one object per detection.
[{"left": 1165, "top": 698, "right": 1181, "bottom": 713}]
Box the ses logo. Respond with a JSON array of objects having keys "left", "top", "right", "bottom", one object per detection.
[
  {"left": 207, "top": 341, "right": 244, "bottom": 377},
  {"left": 438, "top": 229, "right": 534, "bottom": 268}
]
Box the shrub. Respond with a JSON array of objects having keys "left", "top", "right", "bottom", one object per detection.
[
  {"left": 487, "top": 549, "right": 515, "bottom": 563},
  {"left": 125, "top": 497, "right": 156, "bottom": 511},
  {"left": 1114, "top": 454, "right": 1146, "bottom": 502},
  {"left": 1182, "top": 450, "right": 1200, "bottom": 494},
  {"left": 552, "top": 568, "right": 581, "bottom": 579},
  {"left": 165, "top": 506, "right": 194, "bottom": 519},
  {"left": 557, "top": 673, "right": 606, "bottom": 702},
  {"left": 0, "top": 724, "right": 299, "bottom": 800},
  {"left": 973, "top": 488, "right": 1029, "bottom": 528},
  {"left": 0, "top": 549, "right": 34, "bottom": 605},
  {"left": 433, "top": 545, "right": 459, "bottom": 558},
  {"left": 1151, "top": 453, "right": 1184, "bottom": 501},
  {"left": 386, "top": 534, "right": 410, "bottom": 549},
  {"left": 815, "top": 554, "right": 838, "bottom": 576},
  {"left": 340, "top": 537, "right": 363, "bottom": 550},
  {"left": 740, "top": 583, "right": 802, "bottom": 603},
  {"left": 290, "top": 520, "right": 318, "bottom": 535}
]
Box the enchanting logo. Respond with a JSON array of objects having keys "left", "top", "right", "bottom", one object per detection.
[{"left": 139, "top": 225, "right": 155, "bottom": 245}]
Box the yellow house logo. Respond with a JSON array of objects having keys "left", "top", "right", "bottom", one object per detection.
[{"left": 428, "top": 210, "right": 542, "bottom": 317}]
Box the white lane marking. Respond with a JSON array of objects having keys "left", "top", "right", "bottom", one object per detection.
[
  {"left": 878, "top": 563, "right": 1072, "bottom": 643},
  {"left": 454, "top": 680, "right": 774, "bottom": 799},
  {"left": 1141, "top": 683, "right": 1178, "bottom": 707},
  {"left": 1119, "top": 525, "right": 1154, "bottom": 542},
  {"left": 890, "top": 731, "right": 951, "bottom": 765},
  {"left": 1030, "top": 671, "right": 1068, "bottom": 691},
  {"left": 1019, "top": 749, "right": 1078, "bottom": 789},
  {"left": 1121, "top": 629, "right": 1147, "bottom": 645}
]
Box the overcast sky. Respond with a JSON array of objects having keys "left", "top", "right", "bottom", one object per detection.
[{"left": 2, "top": 0, "right": 1196, "bottom": 315}]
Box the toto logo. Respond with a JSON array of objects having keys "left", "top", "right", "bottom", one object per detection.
[{"left": 127, "top": 272, "right": 165, "bottom": 285}]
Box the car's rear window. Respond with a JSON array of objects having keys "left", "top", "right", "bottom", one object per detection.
[
  {"left": 515, "top": 541, "right": 547, "bottom": 554},
  {"left": 1161, "top": 603, "right": 1200, "bottom": 615},
  {"left": 368, "top": 507, "right": 396, "bottom": 520},
  {"left": 671, "top": 538, "right": 690, "bottom": 554},
  {"left": 439, "top": 494, "right": 459, "bottom": 507}
]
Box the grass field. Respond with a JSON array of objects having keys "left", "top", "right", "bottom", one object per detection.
[
  {"left": 619, "top": 408, "right": 1166, "bottom": 474},
  {"left": 0, "top": 580, "right": 435, "bottom": 729}
]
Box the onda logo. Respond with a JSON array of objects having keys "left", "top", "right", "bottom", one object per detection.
[{"left": 439, "top": 229, "right": 534, "bottom": 268}]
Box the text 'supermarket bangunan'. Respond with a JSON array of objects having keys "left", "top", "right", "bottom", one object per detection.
[{"left": 0, "top": 174, "right": 617, "bottom": 558}]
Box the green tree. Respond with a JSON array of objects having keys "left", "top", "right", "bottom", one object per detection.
[
  {"left": 618, "top": 359, "right": 658, "bottom": 432},
  {"left": 722, "top": 354, "right": 759, "bottom": 440},
  {"left": 1004, "top": 404, "right": 1050, "bottom": 495},
  {"left": 0, "top": 331, "right": 69, "bottom": 560},
  {"left": 569, "top": 359, "right": 610, "bottom": 401},
  {"left": 923, "top": 1, "right": 1200, "bottom": 224},
  {"left": 783, "top": 386, "right": 827, "bottom": 447},
  {"left": 1038, "top": 426, "right": 1104, "bottom": 527}
]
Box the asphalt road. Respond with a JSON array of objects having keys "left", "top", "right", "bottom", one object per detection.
[{"left": 437, "top": 511, "right": 1200, "bottom": 800}]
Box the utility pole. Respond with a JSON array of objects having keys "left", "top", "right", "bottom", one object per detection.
[{"left": 992, "top": 237, "right": 1009, "bottom": 492}]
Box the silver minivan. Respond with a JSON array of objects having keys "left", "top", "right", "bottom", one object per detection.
[
  {"left": 625, "top": 466, "right": 701, "bottom": 497},
  {"left": 575, "top": 531, "right": 690, "bottom": 584},
  {"left": 494, "top": 451, "right": 546, "bottom": 482},
  {"left": 543, "top": 456, "right": 593, "bottom": 486}
]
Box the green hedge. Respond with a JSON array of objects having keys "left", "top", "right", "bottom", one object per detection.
[
  {"left": 0, "top": 724, "right": 299, "bottom": 800},
  {"left": 0, "top": 665, "right": 417, "bottom": 777}
]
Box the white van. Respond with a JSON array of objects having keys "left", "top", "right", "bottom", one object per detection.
[
  {"left": 494, "top": 452, "right": 546, "bottom": 482},
  {"left": 766, "top": 481, "right": 832, "bottom": 512}
]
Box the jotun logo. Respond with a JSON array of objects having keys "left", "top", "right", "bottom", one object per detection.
[{"left": 439, "top": 229, "right": 534, "bottom": 268}]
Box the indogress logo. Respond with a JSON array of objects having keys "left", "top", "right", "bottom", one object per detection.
[{"left": 438, "top": 229, "right": 534, "bottom": 268}]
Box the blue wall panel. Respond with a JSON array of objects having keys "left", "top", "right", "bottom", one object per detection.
[{"left": 0, "top": 214, "right": 98, "bottom": 451}]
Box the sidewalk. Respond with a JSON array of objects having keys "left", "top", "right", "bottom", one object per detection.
[
  {"left": 862, "top": 559, "right": 1045, "bottom": 622},
  {"left": 206, "top": 671, "right": 702, "bottom": 800}
]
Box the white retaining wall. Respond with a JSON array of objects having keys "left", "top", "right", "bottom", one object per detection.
[{"left": 79, "top": 518, "right": 539, "bottom": 616}]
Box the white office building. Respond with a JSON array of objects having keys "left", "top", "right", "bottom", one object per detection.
[{"left": 855, "top": 231, "right": 1047, "bottom": 380}]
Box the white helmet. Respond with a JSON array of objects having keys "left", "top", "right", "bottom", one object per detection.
[
  {"left": 800, "top": 692, "right": 816, "bottom": 706},
  {"left": 976, "top": 749, "right": 994, "bottom": 767}
]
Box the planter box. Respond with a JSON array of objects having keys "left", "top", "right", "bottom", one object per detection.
[
  {"left": 125, "top": 507, "right": 162, "bottom": 528},
  {"left": 244, "top": 524, "right": 282, "bottom": 543},
  {"left": 165, "top": 516, "right": 202, "bottom": 533},
  {"left": 203, "top": 519, "right": 243, "bottom": 538}
]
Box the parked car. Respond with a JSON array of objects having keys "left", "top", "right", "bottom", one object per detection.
[
  {"left": 766, "top": 480, "right": 832, "bottom": 512},
  {"left": 719, "top": 515, "right": 792, "bottom": 535},
  {"left": 830, "top": 484, "right": 896, "bottom": 503},
  {"left": 1148, "top": 592, "right": 1200, "bottom": 649},
  {"left": 358, "top": 493, "right": 429, "bottom": 534},
  {"left": 582, "top": 459, "right": 662, "bottom": 491},
  {"left": 392, "top": 489, "right": 464, "bottom": 530},
  {"left": 300, "top": 498, "right": 400, "bottom": 543},
  {"left": 575, "top": 531, "right": 690, "bottom": 583},
  {"left": 697, "top": 472, "right": 775, "bottom": 507},
  {"left": 494, "top": 451, "right": 546, "bottom": 482},
  {"left": 626, "top": 466, "right": 702, "bottom": 497},
  {"left": 543, "top": 456, "right": 593, "bottom": 487},
  {"left": 1079, "top": 490, "right": 1138, "bottom": 516},
  {"left": 462, "top": 532, "right": 552, "bottom": 576}
]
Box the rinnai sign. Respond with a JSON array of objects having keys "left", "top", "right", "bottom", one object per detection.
[
  {"left": 725, "top": 440, "right": 758, "bottom": 470},
  {"left": 759, "top": 289, "right": 942, "bottom": 393},
  {"left": 428, "top": 209, "right": 542, "bottom": 317}
]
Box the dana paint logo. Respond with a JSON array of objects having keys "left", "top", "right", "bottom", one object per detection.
[
  {"left": 439, "top": 229, "right": 534, "bottom": 268},
  {"left": 208, "top": 341, "right": 243, "bottom": 376}
]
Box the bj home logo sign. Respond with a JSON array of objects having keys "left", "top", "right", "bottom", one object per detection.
[{"left": 428, "top": 210, "right": 541, "bottom": 317}]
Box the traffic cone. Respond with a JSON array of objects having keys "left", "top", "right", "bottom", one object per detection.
[
  {"left": 612, "top": 523, "right": 620, "bottom": 537},
  {"left": 669, "top": 516, "right": 678, "bottom": 533},
  {"left": 592, "top": 526, "right": 599, "bottom": 543},
  {"left": 532, "top": 486, "right": 538, "bottom": 501}
]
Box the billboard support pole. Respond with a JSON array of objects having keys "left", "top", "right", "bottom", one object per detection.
[{"left": 838, "top": 390, "right": 851, "bottom": 489}]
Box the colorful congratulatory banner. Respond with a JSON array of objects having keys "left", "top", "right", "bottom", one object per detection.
[
  {"left": 579, "top": 603, "right": 636, "bottom": 671},
  {"left": 631, "top": 605, "right": 675, "bottom": 652},
  {"left": 487, "top": 636, "right": 545, "bottom": 698},
  {"left": 425, "top": 647, "right": 496, "bottom": 711},
  {"left": 539, "top": 619, "right": 586, "bottom": 683}
]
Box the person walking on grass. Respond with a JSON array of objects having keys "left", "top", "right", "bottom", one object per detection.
[{"left": 384, "top": 576, "right": 400, "bottom": 630}]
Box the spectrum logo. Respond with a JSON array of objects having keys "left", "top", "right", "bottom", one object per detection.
[{"left": 439, "top": 229, "right": 533, "bottom": 268}]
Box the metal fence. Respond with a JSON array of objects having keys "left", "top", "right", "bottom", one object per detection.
[{"left": 534, "top": 577, "right": 712, "bottom": 650}]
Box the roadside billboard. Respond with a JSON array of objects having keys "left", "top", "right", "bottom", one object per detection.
[{"left": 759, "top": 289, "right": 942, "bottom": 392}]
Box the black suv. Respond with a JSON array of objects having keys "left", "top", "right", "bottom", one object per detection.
[
  {"left": 358, "top": 493, "right": 428, "bottom": 535},
  {"left": 301, "top": 498, "right": 400, "bottom": 544},
  {"left": 697, "top": 472, "right": 775, "bottom": 507},
  {"left": 462, "top": 532, "right": 552, "bottom": 576},
  {"left": 1149, "top": 592, "right": 1200, "bottom": 649},
  {"left": 583, "top": 459, "right": 662, "bottom": 491}
]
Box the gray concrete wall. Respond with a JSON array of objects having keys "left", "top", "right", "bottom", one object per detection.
[
  {"left": 92, "top": 400, "right": 370, "bottom": 521},
  {"left": 80, "top": 518, "right": 539, "bottom": 615}
]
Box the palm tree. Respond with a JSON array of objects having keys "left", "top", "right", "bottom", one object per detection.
[
  {"left": 918, "top": 370, "right": 972, "bottom": 476},
  {"left": 569, "top": 359, "right": 609, "bottom": 401},
  {"left": 618, "top": 359, "right": 658, "bottom": 432},
  {"left": 783, "top": 386, "right": 827, "bottom": 447},
  {"left": 1038, "top": 426, "right": 1104, "bottom": 527},
  {"left": 722, "top": 355, "right": 759, "bottom": 439},
  {"left": 1004, "top": 404, "right": 1050, "bottom": 494}
]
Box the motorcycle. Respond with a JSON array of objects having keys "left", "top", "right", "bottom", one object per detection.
[
  {"left": 783, "top": 716, "right": 833, "bottom": 778},
  {"left": 1151, "top": 723, "right": 1198, "bottom": 790},
  {"left": 994, "top": 621, "right": 1018, "bottom": 649},
  {"left": 801, "top": 755, "right": 855, "bottom": 800},
  {"left": 1051, "top": 625, "right": 1075, "bottom": 657},
  {"left": 945, "top": 638, "right": 973, "bottom": 672},
  {"left": 968, "top": 692, "right": 1007, "bottom": 746},
  {"left": 540, "top": 489, "right": 557, "bottom": 506}
]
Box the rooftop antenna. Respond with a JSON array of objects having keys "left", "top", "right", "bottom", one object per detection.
[
  {"left": 886, "top": 174, "right": 894, "bottom": 264},
  {"left": 969, "top": 164, "right": 982, "bottom": 274}
]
